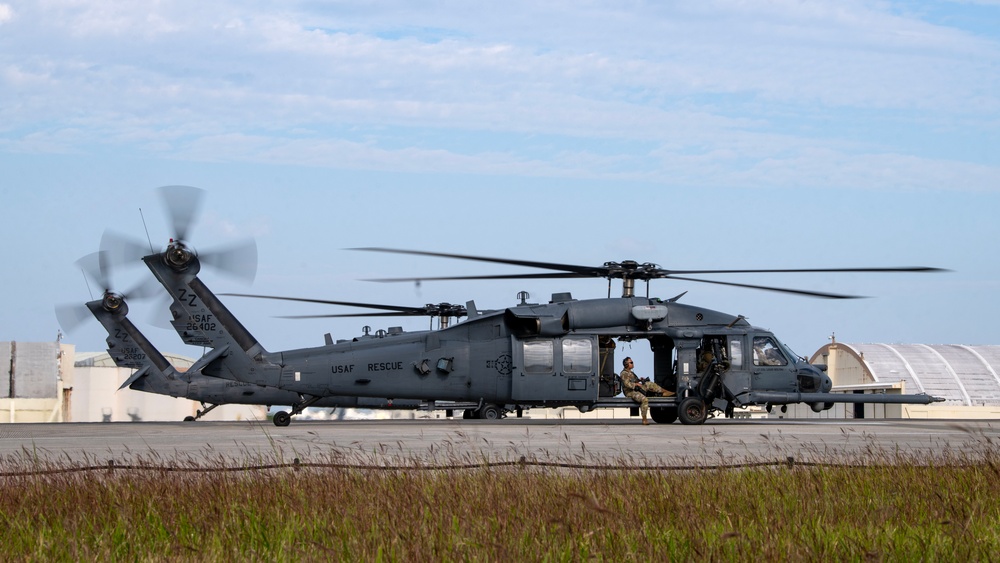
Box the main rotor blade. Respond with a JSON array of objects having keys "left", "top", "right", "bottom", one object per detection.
[
  {"left": 158, "top": 185, "right": 204, "bottom": 242},
  {"left": 351, "top": 247, "right": 606, "bottom": 277},
  {"left": 666, "top": 276, "right": 864, "bottom": 299},
  {"left": 277, "top": 312, "right": 429, "bottom": 319},
  {"left": 351, "top": 247, "right": 947, "bottom": 280},
  {"left": 661, "top": 267, "right": 949, "bottom": 275},
  {"left": 363, "top": 272, "right": 586, "bottom": 283},
  {"left": 220, "top": 293, "right": 430, "bottom": 314}
]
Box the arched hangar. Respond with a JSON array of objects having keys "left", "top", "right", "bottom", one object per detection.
[{"left": 790, "top": 342, "right": 1000, "bottom": 419}]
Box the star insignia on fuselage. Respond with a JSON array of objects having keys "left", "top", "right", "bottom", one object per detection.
[{"left": 494, "top": 354, "right": 512, "bottom": 375}]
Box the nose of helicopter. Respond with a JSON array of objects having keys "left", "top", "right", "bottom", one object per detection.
[{"left": 820, "top": 371, "right": 833, "bottom": 393}]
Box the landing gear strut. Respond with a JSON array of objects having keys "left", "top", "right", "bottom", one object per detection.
[
  {"left": 272, "top": 394, "right": 323, "bottom": 427},
  {"left": 183, "top": 402, "right": 220, "bottom": 422}
]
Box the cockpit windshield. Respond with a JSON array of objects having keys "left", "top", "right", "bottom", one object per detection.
[{"left": 779, "top": 340, "right": 804, "bottom": 363}]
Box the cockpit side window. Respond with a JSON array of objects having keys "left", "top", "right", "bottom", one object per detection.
[{"left": 752, "top": 336, "right": 787, "bottom": 366}]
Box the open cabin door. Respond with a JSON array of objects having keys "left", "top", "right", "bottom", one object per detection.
[{"left": 510, "top": 335, "right": 600, "bottom": 402}]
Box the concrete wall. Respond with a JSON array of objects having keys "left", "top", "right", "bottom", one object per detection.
[{"left": 2, "top": 341, "right": 61, "bottom": 398}]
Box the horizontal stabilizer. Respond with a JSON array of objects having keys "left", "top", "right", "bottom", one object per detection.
[
  {"left": 119, "top": 366, "right": 150, "bottom": 391},
  {"left": 188, "top": 345, "right": 230, "bottom": 377}
]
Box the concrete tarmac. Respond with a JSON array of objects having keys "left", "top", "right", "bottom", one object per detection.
[{"left": 1, "top": 418, "right": 998, "bottom": 470}]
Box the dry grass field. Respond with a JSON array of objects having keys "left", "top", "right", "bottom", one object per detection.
[{"left": 2, "top": 442, "right": 999, "bottom": 561}]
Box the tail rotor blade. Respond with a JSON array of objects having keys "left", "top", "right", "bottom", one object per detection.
[
  {"left": 101, "top": 229, "right": 152, "bottom": 267},
  {"left": 55, "top": 304, "right": 92, "bottom": 334},
  {"left": 158, "top": 185, "right": 204, "bottom": 242},
  {"left": 75, "top": 251, "right": 111, "bottom": 293},
  {"left": 201, "top": 239, "right": 258, "bottom": 283}
]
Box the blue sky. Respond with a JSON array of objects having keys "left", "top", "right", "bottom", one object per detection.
[{"left": 1, "top": 0, "right": 998, "bottom": 367}]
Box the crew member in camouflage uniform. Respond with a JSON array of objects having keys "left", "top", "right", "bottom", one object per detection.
[{"left": 620, "top": 356, "right": 674, "bottom": 425}]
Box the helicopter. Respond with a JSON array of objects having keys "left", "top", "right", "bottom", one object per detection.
[{"left": 99, "top": 186, "right": 945, "bottom": 425}]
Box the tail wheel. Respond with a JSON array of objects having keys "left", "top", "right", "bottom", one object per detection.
[
  {"left": 678, "top": 397, "right": 708, "bottom": 425},
  {"left": 272, "top": 410, "right": 292, "bottom": 427}
]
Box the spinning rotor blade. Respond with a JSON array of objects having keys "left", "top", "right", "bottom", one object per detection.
[
  {"left": 352, "top": 247, "right": 606, "bottom": 277},
  {"left": 199, "top": 239, "right": 258, "bottom": 283},
  {"left": 101, "top": 229, "right": 152, "bottom": 266},
  {"left": 158, "top": 185, "right": 257, "bottom": 282},
  {"left": 363, "top": 272, "right": 585, "bottom": 283},
  {"left": 75, "top": 251, "right": 160, "bottom": 300},
  {"left": 56, "top": 250, "right": 160, "bottom": 334},
  {"left": 101, "top": 187, "right": 258, "bottom": 284},
  {"left": 158, "top": 185, "right": 204, "bottom": 243},
  {"left": 278, "top": 312, "right": 431, "bottom": 319},
  {"left": 653, "top": 266, "right": 949, "bottom": 275},
  {"left": 55, "top": 303, "right": 93, "bottom": 334},
  {"left": 76, "top": 251, "right": 113, "bottom": 293},
  {"left": 664, "top": 276, "right": 862, "bottom": 299},
  {"left": 350, "top": 247, "right": 945, "bottom": 298},
  {"left": 220, "top": 293, "right": 467, "bottom": 318},
  {"left": 103, "top": 228, "right": 257, "bottom": 283}
]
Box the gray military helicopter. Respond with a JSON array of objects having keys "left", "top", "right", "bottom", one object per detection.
[{"left": 102, "top": 186, "right": 945, "bottom": 424}]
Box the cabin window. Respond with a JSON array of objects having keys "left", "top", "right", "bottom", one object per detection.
[
  {"left": 523, "top": 340, "right": 554, "bottom": 374},
  {"left": 752, "top": 336, "right": 787, "bottom": 366},
  {"left": 562, "top": 338, "right": 593, "bottom": 374},
  {"left": 729, "top": 339, "right": 743, "bottom": 368}
]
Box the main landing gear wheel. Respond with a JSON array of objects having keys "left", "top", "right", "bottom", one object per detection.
[
  {"left": 272, "top": 410, "right": 292, "bottom": 427},
  {"left": 477, "top": 403, "right": 503, "bottom": 420},
  {"left": 649, "top": 406, "right": 678, "bottom": 424},
  {"left": 678, "top": 397, "right": 708, "bottom": 425}
]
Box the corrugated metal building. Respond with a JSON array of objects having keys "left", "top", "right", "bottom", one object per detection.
[{"left": 783, "top": 341, "right": 1000, "bottom": 419}]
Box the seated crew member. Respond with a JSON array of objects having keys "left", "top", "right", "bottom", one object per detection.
[
  {"left": 697, "top": 348, "right": 715, "bottom": 373},
  {"left": 620, "top": 356, "right": 674, "bottom": 425}
]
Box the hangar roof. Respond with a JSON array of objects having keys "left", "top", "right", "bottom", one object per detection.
[{"left": 812, "top": 344, "right": 1000, "bottom": 406}]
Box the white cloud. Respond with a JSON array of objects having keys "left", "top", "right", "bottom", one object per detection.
[
  {"left": 0, "top": 4, "right": 13, "bottom": 25},
  {"left": 0, "top": 1, "right": 997, "bottom": 192}
]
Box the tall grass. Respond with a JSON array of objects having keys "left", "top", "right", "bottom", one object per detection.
[{"left": 2, "top": 444, "right": 999, "bottom": 560}]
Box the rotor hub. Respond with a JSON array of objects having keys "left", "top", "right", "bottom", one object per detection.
[
  {"left": 165, "top": 239, "right": 196, "bottom": 271},
  {"left": 101, "top": 292, "right": 126, "bottom": 313}
]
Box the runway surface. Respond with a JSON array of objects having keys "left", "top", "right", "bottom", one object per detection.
[{"left": 1, "top": 418, "right": 998, "bottom": 469}]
